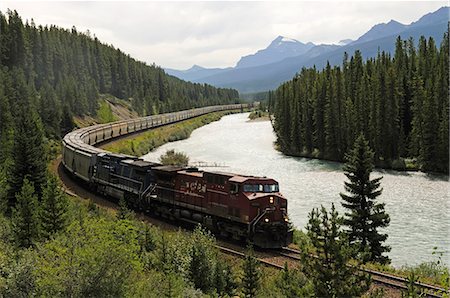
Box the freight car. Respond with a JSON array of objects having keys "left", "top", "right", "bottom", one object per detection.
[{"left": 62, "top": 104, "right": 293, "bottom": 248}]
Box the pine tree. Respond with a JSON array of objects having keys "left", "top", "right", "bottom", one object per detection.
[
  {"left": 340, "top": 134, "right": 391, "bottom": 264},
  {"left": 60, "top": 104, "right": 75, "bottom": 135},
  {"left": 12, "top": 178, "right": 40, "bottom": 248},
  {"left": 7, "top": 70, "right": 47, "bottom": 208},
  {"left": 116, "top": 197, "right": 133, "bottom": 221},
  {"left": 214, "top": 259, "right": 236, "bottom": 297},
  {"left": 40, "top": 175, "right": 68, "bottom": 238},
  {"left": 242, "top": 245, "right": 261, "bottom": 298},
  {"left": 0, "top": 167, "right": 9, "bottom": 213},
  {"left": 275, "top": 263, "right": 312, "bottom": 297},
  {"left": 303, "top": 204, "right": 371, "bottom": 297},
  {"left": 188, "top": 226, "right": 215, "bottom": 293},
  {"left": 0, "top": 69, "right": 13, "bottom": 167},
  {"left": 38, "top": 81, "right": 61, "bottom": 137}
]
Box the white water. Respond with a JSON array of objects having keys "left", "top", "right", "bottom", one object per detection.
[{"left": 142, "top": 113, "right": 450, "bottom": 268}]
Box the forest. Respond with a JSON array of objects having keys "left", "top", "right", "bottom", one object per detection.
[
  {"left": 0, "top": 10, "right": 239, "bottom": 140},
  {"left": 272, "top": 32, "right": 449, "bottom": 174},
  {"left": 0, "top": 12, "right": 244, "bottom": 295}
]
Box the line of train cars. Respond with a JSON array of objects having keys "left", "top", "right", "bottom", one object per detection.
[{"left": 62, "top": 104, "right": 293, "bottom": 248}]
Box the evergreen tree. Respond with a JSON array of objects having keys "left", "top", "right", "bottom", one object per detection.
[
  {"left": 60, "top": 104, "right": 75, "bottom": 135},
  {"left": 188, "top": 226, "right": 215, "bottom": 293},
  {"left": 275, "top": 263, "right": 312, "bottom": 297},
  {"left": 12, "top": 178, "right": 40, "bottom": 248},
  {"left": 0, "top": 167, "right": 8, "bottom": 213},
  {"left": 303, "top": 204, "right": 371, "bottom": 297},
  {"left": 241, "top": 245, "right": 261, "bottom": 298},
  {"left": 340, "top": 134, "right": 391, "bottom": 264},
  {"left": 7, "top": 70, "right": 47, "bottom": 208},
  {"left": 40, "top": 175, "right": 68, "bottom": 238},
  {"left": 38, "top": 81, "right": 61, "bottom": 137},
  {"left": 0, "top": 69, "right": 13, "bottom": 167},
  {"left": 214, "top": 259, "right": 236, "bottom": 297},
  {"left": 117, "top": 197, "right": 133, "bottom": 221}
]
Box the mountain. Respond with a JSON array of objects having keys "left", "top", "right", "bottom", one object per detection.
[
  {"left": 164, "top": 35, "right": 317, "bottom": 82},
  {"left": 165, "top": 65, "right": 232, "bottom": 82},
  {"left": 235, "top": 36, "right": 315, "bottom": 69},
  {"left": 338, "top": 39, "right": 353, "bottom": 46},
  {"left": 410, "top": 6, "right": 449, "bottom": 28},
  {"left": 166, "top": 6, "right": 449, "bottom": 94},
  {"left": 351, "top": 20, "right": 407, "bottom": 45}
]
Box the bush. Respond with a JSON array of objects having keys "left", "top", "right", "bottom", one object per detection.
[
  {"left": 159, "top": 149, "right": 189, "bottom": 166},
  {"left": 391, "top": 158, "right": 407, "bottom": 170}
]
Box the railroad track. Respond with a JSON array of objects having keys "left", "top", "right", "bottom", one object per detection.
[{"left": 278, "top": 247, "right": 448, "bottom": 298}]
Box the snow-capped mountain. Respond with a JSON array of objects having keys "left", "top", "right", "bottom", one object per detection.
[{"left": 235, "top": 36, "right": 315, "bottom": 69}]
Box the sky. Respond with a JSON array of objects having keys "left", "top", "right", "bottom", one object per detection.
[{"left": 0, "top": 1, "right": 446, "bottom": 69}]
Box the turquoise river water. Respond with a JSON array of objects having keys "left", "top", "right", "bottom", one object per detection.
[{"left": 142, "top": 113, "right": 450, "bottom": 268}]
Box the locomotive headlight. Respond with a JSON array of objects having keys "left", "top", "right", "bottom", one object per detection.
[
  {"left": 269, "top": 197, "right": 274, "bottom": 204},
  {"left": 284, "top": 218, "right": 289, "bottom": 222},
  {"left": 264, "top": 218, "right": 269, "bottom": 223}
]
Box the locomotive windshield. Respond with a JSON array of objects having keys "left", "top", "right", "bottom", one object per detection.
[{"left": 243, "top": 184, "right": 279, "bottom": 193}]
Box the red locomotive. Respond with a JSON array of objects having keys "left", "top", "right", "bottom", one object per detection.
[{"left": 150, "top": 166, "right": 293, "bottom": 248}]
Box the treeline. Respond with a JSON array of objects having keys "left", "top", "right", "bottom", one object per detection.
[
  {"left": 0, "top": 10, "right": 239, "bottom": 139},
  {"left": 273, "top": 33, "right": 449, "bottom": 173}
]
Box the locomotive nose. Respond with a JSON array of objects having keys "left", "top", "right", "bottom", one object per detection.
[{"left": 251, "top": 194, "right": 288, "bottom": 222}]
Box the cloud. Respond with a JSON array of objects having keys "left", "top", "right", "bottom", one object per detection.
[{"left": 0, "top": 1, "right": 446, "bottom": 69}]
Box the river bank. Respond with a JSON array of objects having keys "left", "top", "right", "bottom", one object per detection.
[
  {"left": 142, "top": 112, "right": 449, "bottom": 268},
  {"left": 101, "top": 110, "right": 240, "bottom": 156}
]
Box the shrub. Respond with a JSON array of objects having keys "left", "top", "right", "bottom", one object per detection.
[{"left": 159, "top": 149, "right": 189, "bottom": 166}]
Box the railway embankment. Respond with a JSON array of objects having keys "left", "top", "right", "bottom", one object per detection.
[{"left": 100, "top": 110, "right": 239, "bottom": 156}]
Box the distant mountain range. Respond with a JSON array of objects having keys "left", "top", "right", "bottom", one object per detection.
[{"left": 165, "top": 6, "right": 449, "bottom": 94}]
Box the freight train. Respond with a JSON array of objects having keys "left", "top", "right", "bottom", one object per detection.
[{"left": 62, "top": 104, "right": 293, "bottom": 248}]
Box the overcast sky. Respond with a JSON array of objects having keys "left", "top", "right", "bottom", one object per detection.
[{"left": 0, "top": 1, "right": 446, "bottom": 69}]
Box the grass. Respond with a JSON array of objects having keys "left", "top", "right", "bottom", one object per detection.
[
  {"left": 96, "top": 99, "right": 119, "bottom": 124},
  {"left": 102, "top": 110, "right": 237, "bottom": 156}
]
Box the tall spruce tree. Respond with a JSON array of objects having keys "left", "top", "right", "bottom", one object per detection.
[
  {"left": 303, "top": 204, "right": 370, "bottom": 297},
  {"left": 0, "top": 167, "right": 8, "bottom": 213},
  {"left": 242, "top": 246, "right": 261, "bottom": 298},
  {"left": 0, "top": 69, "right": 13, "bottom": 167},
  {"left": 188, "top": 227, "right": 216, "bottom": 293},
  {"left": 40, "top": 175, "right": 68, "bottom": 238},
  {"left": 7, "top": 70, "right": 47, "bottom": 207},
  {"left": 117, "top": 197, "right": 133, "bottom": 221},
  {"left": 12, "top": 178, "right": 40, "bottom": 248},
  {"left": 340, "top": 134, "right": 391, "bottom": 264}
]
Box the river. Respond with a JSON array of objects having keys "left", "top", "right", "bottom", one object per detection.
[{"left": 142, "top": 113, "right": 450, "bottom": 268}]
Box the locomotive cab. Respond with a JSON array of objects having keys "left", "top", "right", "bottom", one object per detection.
[{"left": 229, "top": 177, "right": 293, "bottom": 248}]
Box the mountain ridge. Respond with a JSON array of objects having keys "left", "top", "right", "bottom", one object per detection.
[{"left": 165, "top": 6, "right": 449, "bottom": 94}]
